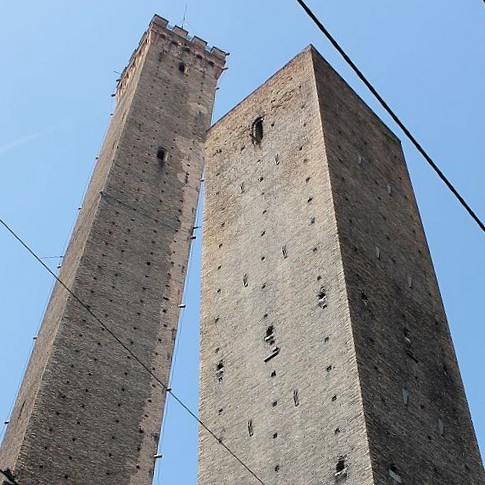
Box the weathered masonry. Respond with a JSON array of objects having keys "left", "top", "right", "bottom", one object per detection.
[
  {"left": 199, "top": 46, "right": 484, "bottom": 484},
  {"left": 0, "top": 16, "right": 225, "bottom": 484}
]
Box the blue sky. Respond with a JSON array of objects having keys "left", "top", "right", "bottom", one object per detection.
[{"left": 0, "top": 1, "right": 484, "bottom": 483}]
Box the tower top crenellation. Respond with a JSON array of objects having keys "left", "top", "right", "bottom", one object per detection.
[
  {"left": 116, "top": 14, "right": 228, "bottom": 100},
  {"left": 150, "top": 15, "right": 228, "bottom": 63}
]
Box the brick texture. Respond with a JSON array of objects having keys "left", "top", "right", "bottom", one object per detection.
[
  {"left": 199, "top": 46, "right": 484, "bottom": 484},
  {"left": 0, "top": 15, "right": 225, "bottom": 485}
]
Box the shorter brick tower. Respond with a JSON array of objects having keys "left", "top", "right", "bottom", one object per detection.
[
  {"left": 199, "top": 46, "right": 484, "bottom": 484},
  {"left": 0, "top": 16, "right": 226, "bottom": 484}
]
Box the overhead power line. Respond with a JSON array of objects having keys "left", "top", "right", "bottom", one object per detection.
[
  {"left": 294, "top": 0, "right": 485, "bottom": 234},
  {"left": 0, "top": 469, "right": 20, "bottom": 485},
  {"left": 0, "top": 217, "right": 267, "bottom": 485}
]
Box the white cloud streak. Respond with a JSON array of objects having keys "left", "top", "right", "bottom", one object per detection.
[{"left": 0, "top": 126, "right": 58, "bottom": 156}]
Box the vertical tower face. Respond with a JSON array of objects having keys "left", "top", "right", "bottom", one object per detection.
[
  {"left": 0, "top": 15, "right": 225, "bottom": 484},
  {"left": 199, "top": 47, "right": 484, "bottom": 484}
]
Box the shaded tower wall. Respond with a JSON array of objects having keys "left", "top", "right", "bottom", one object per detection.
[
  {"left": 199, "top": 46, "right": 484, "bottom": 484},
  {"left": 0, "top": 15, "right": 225, "bottom": 485},
  {"left": 311, "top": 49, "right": 484, "bottom": 484}
]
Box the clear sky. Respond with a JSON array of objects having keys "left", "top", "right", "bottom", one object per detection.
[{"left": 0, "top": 1, "right": 484, "bottom": 483}]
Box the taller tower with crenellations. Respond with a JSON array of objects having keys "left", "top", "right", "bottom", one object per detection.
[
  {"left": 0, "top": 15, "right": 226, "bottom": 484},
  {"left": 199, "top": 45, "right": 484, "bottom": 484}
]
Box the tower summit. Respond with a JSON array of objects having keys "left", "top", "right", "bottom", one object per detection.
[
  {"left": 199, "top": 46, "right": 484, "bottom": 484},
  {"left": 0, "top": 15, "right": 226, "bottom": 484}
]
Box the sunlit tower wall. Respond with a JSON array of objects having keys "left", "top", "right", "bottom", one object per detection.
[
  {"left": 0, "top": 15, "right": 226, "bottom": 484},
  {"left": 199, "top": 46, "right": 484, "bottom": 484}
]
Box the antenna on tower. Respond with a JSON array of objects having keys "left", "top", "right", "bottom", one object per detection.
[{"left": 182, "top": 5, "right": 188, "bottom": 30}]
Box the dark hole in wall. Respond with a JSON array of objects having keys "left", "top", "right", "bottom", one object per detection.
[
  {"left": 282, "top": 245, "right": 288, "bottom": 259},
  {"left": 336, "top": 458, "right": 346, "bottom": 473},
  {"left": 248, "top": 420, "right": 254, "bottom": 437},
  {"left": 216, "top": 361, "right": 224, "bottom": 382},
  {"left": 389, "top": 464, "right": 403, "bottom": 483},
  {"left": 157, "top": 148, "right": 168, "bottom": 166},
  {"left": 318, "top": 288, "right": 327, "bottom": 308}
]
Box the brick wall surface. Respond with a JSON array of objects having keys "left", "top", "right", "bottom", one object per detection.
[
  {"left": 312, "top": 49, "right": 484, "bottom": 484},
  {"left": 0, "top": 16, "right": 225, "bottom": 485},
  {"left": 200, "top": 47, "right": 372, "bottom": 485},
  {"left": 199, "top": 46, "right": 484, "bottom": 485}
]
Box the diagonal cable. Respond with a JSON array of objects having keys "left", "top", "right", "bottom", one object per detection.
[
  {"left": 0, "top": 469, "right": 20, "bottom": 485},
  {"left": 294, "top": 0, "right": 485, "bottom": 233},
  {"left": 0, "top": 217, "right": 266, "bottom": 485}
]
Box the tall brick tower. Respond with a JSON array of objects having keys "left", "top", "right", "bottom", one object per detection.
[
  {"left": 0, "top": 15, "right": 225, "bottom": 484},
  {"left": 199, "top": 46, "right": 484, "bottom": 484}
]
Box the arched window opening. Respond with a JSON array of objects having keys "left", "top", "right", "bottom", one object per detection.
[{"left": 252, "top": 117, "right": 264, "bottom": 145}]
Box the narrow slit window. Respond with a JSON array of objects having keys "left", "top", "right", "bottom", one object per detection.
[
  {"left": 402, "top": 388, "right": 410, "bottom": 406},
  {"left": 293, "top": 390, "right": 300, "bottom": 407},
  {"left": 438, "top": 418, "right": 445, "bottom": 436},
  {"left": 248, "top": 420, "right": 254, "bottom": 437},
  {"left": 282, "top": 245, "right": 288, "bottom": 259},
  {"left": 252, "top": 117, "right": 264, "bottom": 144},
  {"left": 178, "top": 62, "right": 187, "bottom": 74},
  {"left": 407, "top": 275, "right": 413, "bottom": 288},
  {"left": 243, "top": 274, "right": 249, "bottom": 287}
]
